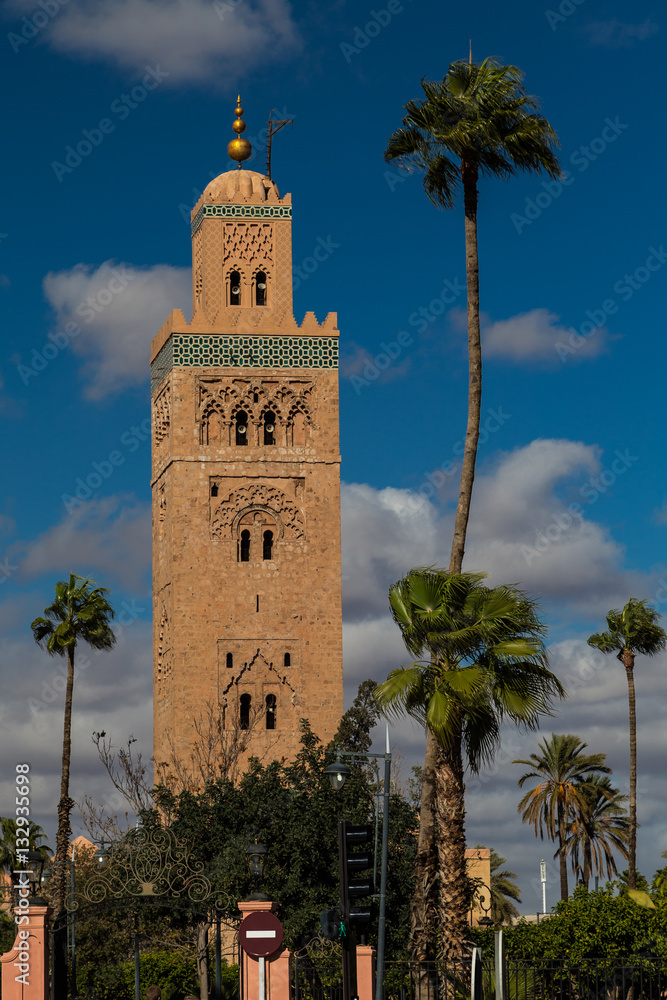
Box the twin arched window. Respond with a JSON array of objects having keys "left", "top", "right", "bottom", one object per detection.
[
  {"left": 227, "top": 269, "right": 269, "bottom": 307},
  {"left": 238, "top": 693, "right": 277, "bottom": 730}
]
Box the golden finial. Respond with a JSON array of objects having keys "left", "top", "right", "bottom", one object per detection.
[{"left": 227, "top": 94, "right": 252, "bottom": 169}]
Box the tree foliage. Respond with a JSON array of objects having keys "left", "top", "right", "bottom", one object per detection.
[{"left": 514, "top": 734, "right": 612, "bottom": 901}]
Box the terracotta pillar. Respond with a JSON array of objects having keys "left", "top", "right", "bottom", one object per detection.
[
  {"left": 356, "top": 945, "right": 376, "bottom": 1000},
  {"left": 1, "top": 905, "right": 51, "bottom": 1000},
  {"left": 238, "top": 900, "right": 290, "bottom": 1000}
]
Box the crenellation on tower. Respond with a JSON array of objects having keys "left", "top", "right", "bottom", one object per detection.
[{"left": 151, "top": 103, "right": 343, "bottom": 776}]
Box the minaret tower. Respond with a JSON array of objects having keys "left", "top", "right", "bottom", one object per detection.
[{"left": 150, "top": 100, "right": 343, "bottom": 772}]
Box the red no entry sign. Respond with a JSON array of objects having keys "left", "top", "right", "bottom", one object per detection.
[{"left": 239, "top": 911, "right": 284, "bottom": 957}]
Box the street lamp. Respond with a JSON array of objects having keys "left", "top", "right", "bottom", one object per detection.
[
  {"left": 324, "top": 756, "right": 352, "bottom": 791},
  {"left": 25, "top": 850, "right": 47, "bottom": 904},
  {"left": 325, "top": 725, "right": 391, "bottom": 1000},
  {"left": 245, "top": 840, "right": 268, "bottom": 901}
]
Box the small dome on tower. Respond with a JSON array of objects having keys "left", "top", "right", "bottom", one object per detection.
[{"left": 202, "top": 170, "right": 281, "bottom": 203}]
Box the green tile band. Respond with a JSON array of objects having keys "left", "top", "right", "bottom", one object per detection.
[
  {"left": 191, "top": 203, "right": 292, "bottom": 236},
  {"left": 151, "top": 334, "right": 338, "bottom": 393}
]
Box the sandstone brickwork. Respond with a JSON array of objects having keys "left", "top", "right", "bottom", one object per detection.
[{"left": 150, "top": 167, "right": 343, "bottom": 777}]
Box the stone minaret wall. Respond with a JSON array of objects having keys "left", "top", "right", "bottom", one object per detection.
[{"left": 150, "top": 168, "right": 343, "bottom": 777}]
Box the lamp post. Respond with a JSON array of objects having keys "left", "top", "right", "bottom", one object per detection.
[
  {"left": 324, "top": 725, "right": 391, "bottom": 1000},
  {"left": 245, "top": 841, "right": 268, "bottom": 901}
]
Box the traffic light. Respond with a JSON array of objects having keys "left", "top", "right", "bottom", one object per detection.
[
  {"left": 338, "top": 820, "right": 375, "bottom": 1000},
  {"left": 340, "top": 821, "right": 374, "bottom": 930},
  {"left": 320, "top": 907, "right": 342, "bottom": 941}
]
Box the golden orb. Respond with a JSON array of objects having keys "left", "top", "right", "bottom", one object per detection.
[
  {"left": 233, "top": 118, "right": 246, "bottom": 134},
  {"left": 228, "top": 137, "right": 252, "bottom": 163}
]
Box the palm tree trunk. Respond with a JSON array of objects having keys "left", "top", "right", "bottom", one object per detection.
[
  {"left": 435, "top": 729, "right": 468, "bottom": 962},
  {"left": 557, "top": 800, "right": 568, "bottom": 900},
  {"left": 410, "top": 728, "right": 439, "bottom": 968},
  {"left": 622, "top": 651, "right": 637, "bottom": 890},
  {"left": 55, "top": 645, "right": 76, "bottom": 915},
  {"left": 449, "top": 161, "right": 481, "bottom": 576}
]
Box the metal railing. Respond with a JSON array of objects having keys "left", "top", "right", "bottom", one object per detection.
[{"left": 291, "top": 955, "right": 667, "bottom": 1000}]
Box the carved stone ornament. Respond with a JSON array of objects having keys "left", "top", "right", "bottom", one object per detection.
[{"left": 211, "top": 485, "right": 305, "bottom": 540}]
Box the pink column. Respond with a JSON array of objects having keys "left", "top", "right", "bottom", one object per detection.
[
  {"left": 356, "top": 945, "right": 376, "bottom": 1000},
  {"left": 238, "top": 900, "right": 290, "bottom": 1000},
  {"left": 1, "top": 906, "right": 51, "bottom": 1000}
]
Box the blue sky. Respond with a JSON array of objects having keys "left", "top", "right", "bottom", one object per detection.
[{"left": 1, "top": 0, "right": 665, "bottom": 911}]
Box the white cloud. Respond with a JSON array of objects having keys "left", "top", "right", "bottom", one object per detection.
[
  {"left": 43, "top": 261, "right": 191, "bottom": 399},
  {"left": 341, "top": 439, "right": 644, "bottom": 624},
  {"left": 479, "top": 307, "right": 613, "bottom": 366},
  {"left": 0, "top": 623, "right": 153, "bottom": 848},
  {"left": 15, "top": 0, "right": 301, "bottom": 85},
  {"left": 341, "top": 483, "right": 446, "bottom": 621},
  {"left": 583, "top": 18, "right": 659, "bottom": 48},
  {"left": 15, "top": 495, "right": 151, "bottom": 592}
]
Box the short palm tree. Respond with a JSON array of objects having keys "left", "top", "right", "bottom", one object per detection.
[
  {"left": 565, "top": 775, "right": 629, "bottom": 888},
  {"left": 514, "top": 734, "right": 611, "bottom": 900},
  {"left": 588, "top": 598, "right": 666, "bottom": 889},
  {"left": 384, "top": 59, "right": 560, "bottom": 965},
  {"left": 376, "top": 569, "right": 564, "bottom": 960},
  {"left": 31, "top": 574, "right": 116, "bottom": 914}
]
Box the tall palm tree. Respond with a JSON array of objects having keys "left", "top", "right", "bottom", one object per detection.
[
  {"left": 384, "top": 58, "right": 560, "bottom": 964},
  {"left": 514, "top": 734, "right": 611, "bottom": 900},
  {"left": 384, "top": 59, "right": 560, "bottom": 577},
  {"left": 565, "top": 775, "right": 629, "bottom": 888},
  {"left": 31, "top": 574, "right": 116, "bottom": 914},
  {"left": 588, "top": 598, "right": 666, "bottom": 889},
  {"left": 376, "top": 569, "right": 564, "bottom": 960}
]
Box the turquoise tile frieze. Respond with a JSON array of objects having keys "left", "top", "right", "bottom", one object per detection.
[
  {"left": 151, "top": 337, "right": 173, "bottom": 393},
  {"left": 151, "top": 334, "right": 338, "bottom": 393},
  {"left": 191, "top": 203, "right": 292, "bottom": 236}
]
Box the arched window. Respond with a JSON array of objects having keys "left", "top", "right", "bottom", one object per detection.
[
  {"left": 230, "top": 270, "right": 241, "bottom": 306},
  {"left": 263, "top": 411, "right": 275, "bottom": 446},
  {"left": 255, "top": 271, "right": 267, "bottom": 307},
  {"left": 284, "top": 652, "right": 291, "bottom": 667},
  {"left": 226, "top": 652, "right": 233, "bottom": 669},
  {"left": 240, "top": 693, "right": 251, "bottom": 730},
  {"left": 266, "top": 694, "right": 276, "bottom": 730},
  {"left": 291, "top": 411, "right": 307, "bottom": 447},
  {"left": 263, "top": 530, "right": 273, "bottom": 561},
  {"left": 235, "top": 410, "right": 248, "bottom": 446},
  {"left": 211, "top": 483, "right": 218, "bottom": 498},
  {"left": 240, "top": 530, "right": 250, "bottom": 562}
]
